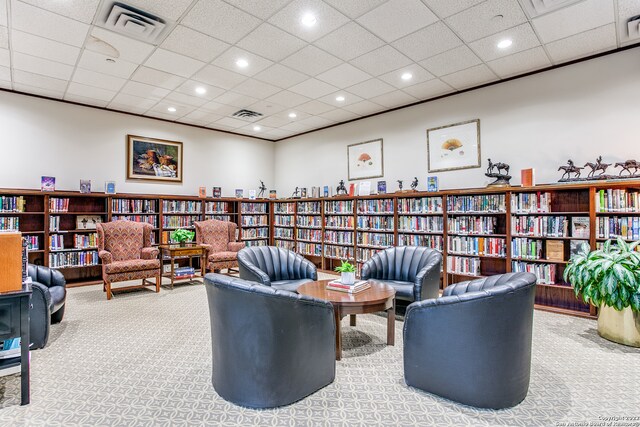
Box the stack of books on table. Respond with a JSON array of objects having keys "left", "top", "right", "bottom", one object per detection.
[
  {"left": 173, "top": 267, "right": 196, "bottom": 280},
  {"left": 326, "top": 279, "right": 370, "bottom": 294}
]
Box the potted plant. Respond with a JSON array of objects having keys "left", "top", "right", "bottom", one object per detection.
[
  {"left": 564, "top": 238, "right": 640, "bottom": 347},
  {"left": 335, "top": 261, "right": 356, "bottom": 285},
  {"left": 170, "top": 228, "right": 195, "bottom": 247}
]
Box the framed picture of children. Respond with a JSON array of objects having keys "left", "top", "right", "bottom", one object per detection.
[{"left": 126, "top": 135, "right": 183, "bottom": 182}]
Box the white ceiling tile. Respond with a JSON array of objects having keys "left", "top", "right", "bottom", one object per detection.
[
  {"left": 180, "top": 110, "right": 224, "bottom": 125},
  {"left": 487, "top": 46, "right": 551, "bottom": 78},
  {"left": 343, "top": 99, "right": 384, "bottom": 115},
  {"left": 182, "top": 0, "right": 261, "bottom": 44},
  {"left": 119, "top": 0, "right": 195, "bottom": 20},
  {"left": 617, "top": 0, "right": 640, "bottom": 44},
  {"left": 11, "top": 30, "right": 80, "bottom": 66},
  {"left": 545, "top": 24, "right": 617, "bottom": 63},
  {"left": 0, "top": 26, "right": 7, "bottom": 49},
  {"left": 109, "top": 93, "right": 158, "bottom": 110},
  {"left": 200, "top": 101, "right": 238, "bottom": 116},
  {"left": 279, "top": 121, "right": 309, "bottom": 132},
  {"left": 378, "top": 65, "right": 434, "bottom": 89},
  {"left": 317, "top": 90, "right": 364, "bottom": 107},
  {"left": 315, "top": 22, "right": 385, "bottom": 61},
  {"left": 440, "top": 64, "right": 498, "bottom": 90},
  {"left": 193, "top": 65, "right": 247, "bottom": 90},
  {"left": 178, "top": 116, "right": 216, "bottom": 127},
  {"left": 281, "top": 45, "right": 342, "bottom": 76},
  {"left": 420, "top": 0, "right": 486, "bottom": 18},
  {"left": 12, "top": 69, "right": 68, "bottom": 92},
  {"left": 357, "top": 0, "right": 439, "bottom": 42},
  {"left": 237, "top": 23, "right": 306, "bottom": 62},
  {"left": 295, "top": 115, "right": 335, "bottom": 128},
  {"left": 0, "top": 65, "right": 9, "bottom": 82},
  {"left": 11, "top": 1, "right": 89, "bottom": 47},
  {"left": 289, "top": 78, "right": 338, "bottom": 99},
  {"left": 264, "top": 90, "right": 311, "bottom": 108},
  {"left": 316, "top": 63, "right": 371, "bottom": 88},
  {"left": 369, "top": 90, "right": 417, "bottom": 108},
  {"left": 145, "top": 49, "right": 205, "bottom": 78},
  {"left": 295, "top": 99, "right": 335, "bottom": 115},
  {"left": 320, "top": 108, "right": 360, "bottom": 122},
  {"left": 148, "top": 100, "right": 196, "bottom": 117},
  {"left": 13, "top": 83, "right": 64, "bottom": 99},
  {"left": 253, "top": 115, "right": 291, "bottom": 128},
  {"left": 469, "top": 23, "right": 541, "bottom": 62},
  {"left": 323, "top": 0, "right": 387, "bottom": 19},
  {"left": 0, "top": 0, "right": 6, "bottom": 26},
  {"left": 401, "top": 78, "right": 453, "bottom": 99},
  {"left": 88, "top": 27, "right": 154, "bottom": 64},
  {"left": 160, "top": 25, "right": 230, "bottom": 63},
  {"left": 419, "top": 45, "right": 482, "bottom": 76},
  {"left": 232, "top": 79, "right": 282, "bottom": 99},
  {"left": 350, "top": 45, "right": 413, "bottom": 76},
  {"left": 131, "top": 67, "right": 186, "bottom": 91},
  {"left": 108, "top": 103, "right": 149, "bottom": 114},
  {"left": 247, "top": 100, "right": 288, "bottom": 115},
  {"left": 532, "top": 0, "right": 615, "bottom": 44},
  {"left": 19, "top": 0, "right": 100, "bottom": 23},
  {"left": 445, "top": 0, "right": 528, "bottom": 42},
  {"left": 254, "top": 64, "right": 308, "bottom": 89},
  {"left": 240, "top": 123, "right": 275, "bottom": 134},
  {"left": 264, "top": 128, "right": 295, "bottom": 139},
  {"left": 12, "top": 52, "right": 74, "bottom": 80},
  {"left": 391, "top": 22, "right": 463, "bottom": 62},
  {"left": 271, "top": 109, "right": 311, "bottom": 121},
  {"left": 175, "top": 80, "right": 225, "bottom": 100},
  {"left": 215, "top": 116, "right": 250, "bottom": 129},
  {"left": 0, "top": 47, "right": 9, "bottom": 67},
  {"left": 223, "top": 0, "right": 291, "bottom": 19},
  {"left": 268, "top": 0, "right": 350, "bottom": 42},
  {"left": 66, "top": 82, "right": 116, "bottom": 102},
  {"left": 77, "top": 50, "right": 139, "bottom": 79},
  {"left": 213, "top": 91, "right": 259, "bottom": 108},
  {"left": 72, "top": 68, "right": 127, "bottom": 92},
  {"left": 346, "top": 78, "right": 395, "bottom": 98},
  {"left": 164, "top": 91, "right": 209, "bottom": 108},
  {"left": 120, "top": 81, "right": 170, "bottom": 100},
  {"left": 146, "top": 110, "right": 181, "bottom": 121},
  {"left": 211, "top": 47, "right": 274, "bottom": 77}
]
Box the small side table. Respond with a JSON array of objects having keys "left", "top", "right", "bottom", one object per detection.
[{"left": 159, "top": 244, "right": 206, "bottom": 289}]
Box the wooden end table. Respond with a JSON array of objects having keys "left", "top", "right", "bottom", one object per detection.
[
  {"left": 297, "top": 279, "right": 395, "bottom": 360},
  {"left": 159, "top": 244, "right": 206, "bottom": 289}
]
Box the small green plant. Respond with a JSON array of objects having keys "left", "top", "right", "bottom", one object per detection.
[
  {"left": 564, "top": 237, "right": 640, "bottom": 312},
  {"left": 334, "top": 261, "right": 356, "bottom": 273},
  {"left": 170, "top": 228, "right": 195, "bottom": 244}
]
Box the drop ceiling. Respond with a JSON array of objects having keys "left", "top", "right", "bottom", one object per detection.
[{"left": 0, "top": 0, "right": 638, "bottom": 141}]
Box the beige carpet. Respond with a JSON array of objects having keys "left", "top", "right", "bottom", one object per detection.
[{"left": 1, "top": 274, "right": 639, "bottom": 426}]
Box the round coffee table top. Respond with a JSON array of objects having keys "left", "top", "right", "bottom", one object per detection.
[{"left": 297, "top": 279, "right": 395, "bottom": 306}]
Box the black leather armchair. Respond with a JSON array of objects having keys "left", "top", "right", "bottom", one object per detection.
[
  {"left": 204, "top": 273, "right": 335, "bottom": 408},
  {"left": 360, "top": 246, "right": 442, "bottom": 302},
  {"left": 28, "top": 264, "right": 67, "bottom": 350},
  {"left": 403, "top": 272, "right": 537, "bottom": 409},
  {"left": 237, "top": 246, "right": 317, "bottom": 292}
]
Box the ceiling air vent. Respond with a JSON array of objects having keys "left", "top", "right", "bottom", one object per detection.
[
  {"left": 628, "top": 15, "right": 640, "bottom": 40},
  {"left": 232, "top": 109, "right": 263, "bottom": 120},
  {"left": 96, "top": 2, "right": 169, "bottom": 45},
  {"left": 518, "top": 0, "right": 583, "bottom": 18}
]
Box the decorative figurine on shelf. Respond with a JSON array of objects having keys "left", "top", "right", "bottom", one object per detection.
[
  {"left": 397, "top": 180, "right": 403, "bottom": 191},
  {"left": 291, "top": 187, "right": 300, "bottom": 198},
  {"left": 558, "top": 159, "right": 583, "bottom": 181},
  {"left": 584, "top": 156, "right": 611, "bottom": 179},
  {"left": 410, "top": 177, "right": 418, "bottom": 191},
  {"left": 257, "top": 180, "right": 267, "bottom": 198},
  {"left": 485, "top": 159, "right": 512, "bottom": 187},
  {"left": 615, "top": 159, "right": 640, "bottom": 176},
  {"left": 336, "top": 180, "right": 347, "bottom": 195}
]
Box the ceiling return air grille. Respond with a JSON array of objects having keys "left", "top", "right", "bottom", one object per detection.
[
  {"left": 232, "top": 109, "right": 263, "bottom": 120},
  {"left": 628, "top": 15, "right": 640, "bottom": 40},
  {"left": 96, "top": 2, "right": 169, "bottom": 44},
  {"left": 518, "top": 0, "right": 584, "bottom": 18}
]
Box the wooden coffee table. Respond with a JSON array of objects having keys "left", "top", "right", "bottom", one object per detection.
[
  {"left": 158, "top": 244, "right": 206, "bottom": 289},
  {"left": 297, "top": 279, "right": 395, "bottom": 360}
]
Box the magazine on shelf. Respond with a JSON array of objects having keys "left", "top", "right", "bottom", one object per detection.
[
  {"left": 377, "top": 181, "right": 386, "bottom": 194},
  {"left": 571, "top": 217, "right": 590, "bottom": 238},
  {"left": 41, "top": 176, "right": 55, "bottom": 192},
  {"left": 358, "top": 181, "right": 371, "bottom": 196},
  {"left": 212, "top": 187, "right": 222, "bottom": 198},
  {"left": 427, "top": 176, "right": 438, "bottom": 192},
  {"left": 79, "top": 179, "right": 91, "bottom": 194}
]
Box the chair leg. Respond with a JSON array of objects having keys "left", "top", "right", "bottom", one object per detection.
[
  {"left": 155, "top": 274, "right": 160, "bottom": 293},
  {"left": 106, "top": 281, "right": 112, "bottom": 300}
]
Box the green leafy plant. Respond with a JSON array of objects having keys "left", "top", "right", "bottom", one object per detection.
[
  {"left": 170, "top": 228, "right": 195, "bottom": 243},
  {"left": 564, "top": 238, "right": 640, "bottom": 312},
  {"left": 334, "top": 260, "right": 356, "bottom": 273}
]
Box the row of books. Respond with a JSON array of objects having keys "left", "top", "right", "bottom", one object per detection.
[
  {"left": 398, "top": 234, "right": 443, "bottom": 250},
  {"left": 297, "top": 201, "right": 321, "bottom": 213},
  {"left": 49, "top": 251, "right": 99, "bottom": 268},
  {"left": 397, "top": 197, "right": 442, "bottom": 214},
  {"left": 511, "top": 216, "right": 571, "bottom": 238},
  {"left": 50, "top": 198, "right": 70, "bottom": 213},
  {"left": 398, "top": 216, "right": 443, "bottom": 233},
  {"left": 597, "top": 216, "right": 640, "bottom": 240},
  {"left": 162, "top": 200, "right": 201, "bottom": 213},
  {"left": 356, "top": 247, "right": 384, "bottom": 262},
  {"left": 242, "top": 215, "right": 269, "bottom": 226},
  {"left": 0, "top": 217, "right": 19, "bottom": 230},
  {"left": 173, "top": 266, "right": 196, "bottom": 279},
  {"left": 324, "top": 216, "right": 353, "bottom": 229},
  {"left": 274, "top": 227, "right": 294, "bottom": 239},
  {"left": 205, "top": 201, "right": 231, "bottom": 213},
  {"left": 240, "top": 202, "right": 268, "bottom": 214},
  {"left": 49, "top": 234, "right": 65, "bottom": 250},
  {"left": 112, "top": 214, "right": 158, "bottom": 226},
  {"left": 275, "top": 240, "right": 295, "bottom": 250},
  {"left": 511, "top": 238, "right": 544, "bottom": 260},
  {"left": 297, "top": 228, "right": 322, "bottom": 241},
  {"left": 297, "top": 216, "right": 322, "bottom": 228},
  {"left": 112, "top": 199, "right": 156, "bottom": 213},
  {"left": 447, "top": 216, "right": 497, "bottom": 235},
  {"left": 162, "top": 215, "right": 200, "bottom": 228},
  {"left": 274, "top": 215, "right": 294, "bottom": 226},
  {"left": 273, "top": 202, "right": 295, "bottom": 214},
  {"left": 511, "top": 192, "right": 551, "bottom": 213},
  {"left": 325, "top": 230, "right": 354, "bottom": 245},
  {"left": 325, "top": 200, "right": 353, "bottom": 213},
  {"left": 357, "top": 199, "right": 394, "bottom": 214},
  {"left": 0, "top": 196, "right": 26, "bottom": 212},
  {"left": 297, "top": 242, "right": 322, "bottom": 256},
  {"left": 595, "top": 189, "right": 640, "bottom": 212},
  {"left": 74, "top": 233, "right": 98, "bottom": 249},
  {"left": 242, "top": 228, "right": 269, "bottom": 239},
  {"left": 511, "top": 261, "right": 558, "bottom": 285},
  {"left": 357, "top": 232, "right": 394, "bottom": 247},
  {"left": 245, "top": 240, "right": 268, "bottom": 247},
  {"left": 356, "top": 216, "right": 394, "bottom": 231},
  {"left": 324, "top": 245, "right": 354, "bottom": 260},
  {"left": 447, "top": 195, "right": 506, "bottom": 213},
  {"left": 447, "top": 236, "right": 506, "bottom": 257},
  {"left": 447, "top": 256, "right": 481, "bottom": 275},
  {"left": 24, "top": 235, "right": 39, "bottom": 250},
  {"left": 205, "top": 214, "right": 232, "bottom": 222}
]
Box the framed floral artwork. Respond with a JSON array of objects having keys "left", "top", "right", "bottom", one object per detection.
[
  {"left": 127, "top": 135, "right": 183, "bottom": 182},
  {"left": 347, "top": 138, "right": 384, "bottom": 180}
]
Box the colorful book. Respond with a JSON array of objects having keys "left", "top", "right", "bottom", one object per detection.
[
  {"left": 571, "top": 217, "right": 590, "bottom": 238},
  {"left": 41, "top": 176, "right": 55, "bottom": 192},
  {"left": 427, "top": 176, "right": 438, "bottom": 192},
  {"left": 79, "top": 179, "right": 91, "bottom": 194},
  {"left": 377, "top": 181, "right": 386, "bottom": 194},
  {"left": 269, "top": 190, "right": 277, "bottom": 199},
  {"left": 235, "top": 189, "right": 243, "bottom": 198},
  {"left": 198, "top": 187, "right": 206, "bottom": 198},
  {"left": 248, "top": 189, "right": 256, "bottom": 200},
  {"left": 323, "top": 186, "right": 329, "bottom": 197},
  {"left": 349, "top": 183, "right": 356, "bottom": 197},
  {"left": 301, "top": 188, "right": 307, "bottom": 198},
  {"left": 212, "top": 187, "right": 221, "bottom": 198},
  {"left": 521, "top": 168, "right": 535, "bottom": 187},
  {"left": 105, "top": 181, "right": 116, "bottom": 194}
]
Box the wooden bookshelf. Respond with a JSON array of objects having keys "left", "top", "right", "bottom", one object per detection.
[{"left": 239, "top": 200, "right": 269, "bottom": 246}]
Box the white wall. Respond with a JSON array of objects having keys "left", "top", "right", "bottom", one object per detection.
[
  {"left": 0, "top": 91, "right": 274, "bottom": 197},
  {"left": 274, "top": 47, "right": 640, "bottom": 195}
]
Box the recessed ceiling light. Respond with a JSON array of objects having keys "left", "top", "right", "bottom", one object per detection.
[
  {"left": 253, "top": 125, "right": 261, "bottom": 131},
  {"left": 288, "top": 112, "right": 297, "bottom": 118},
  {"left": 401, "top": 72, "right": 413, "bottom": 81},
  {"left": 497, "top": 39, "right": 512, "bottom": 49},
  {"left": 335, "top": 95, "right": 345, "bottom": 102},
  {"left": 301, "top": 13, "right": 317, "bottom": 27},
  {"left": 236, "top": 58, "right": 249, "bottom": 68},
  {"left": 195, "top": 86, "right": 207, "bottom": 95},
  {"left": 167, "top": 107, "right": 177, "bottom": 112}
]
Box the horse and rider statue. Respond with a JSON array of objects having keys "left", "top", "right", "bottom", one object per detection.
[{"left": 486, "top": 159, "right": 510, "bottom": 176}]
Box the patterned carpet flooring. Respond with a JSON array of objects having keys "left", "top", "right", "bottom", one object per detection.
[{"left": 1, "top": 274, "right": 639, "bottom": 426}]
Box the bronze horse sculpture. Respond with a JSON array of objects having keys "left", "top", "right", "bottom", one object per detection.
[
  {"left": 615, "top": 160, "right": 640, "bottom": 176},
  {"left": 558, "top": 160, "right": 583, "bottom": 180},
  {"left": 584, "top": 156, "right": 611, "bottom": 178},
  {"left": 487, "top": 158, "right": 509, "bottom": 175}
]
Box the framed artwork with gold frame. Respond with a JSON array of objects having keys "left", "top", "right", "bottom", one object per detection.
[
  {"left": 427, "top": 119, "right": 481, "bottom": 173},
  {"left": 126, "top": 134, "right": 183, "bottom": 182}
]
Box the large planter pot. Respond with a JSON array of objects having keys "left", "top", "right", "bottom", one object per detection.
[
  {"left": 341, "top": 272, "right": 355, "bottom": 285},
  {"left": 597, "top": 305, "right": 640, "bottom": 347}
]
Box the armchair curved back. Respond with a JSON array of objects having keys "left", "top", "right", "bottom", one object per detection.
[
  {"left": 96, "top": 221, "right": 152, "bottom": 261},
  {"left": 237, "top": 246, "right": 317, "bottom": 286},
  {"left": 403, "top": 272, "right": 537, "bottom": 409},
  {"left": 194, "top": 219, "right": 237, "bottom": 253},
  {"left": 204, "top": 273, "right": 335, "bottom": 408}
]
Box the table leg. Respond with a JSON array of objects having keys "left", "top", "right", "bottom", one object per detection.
[
  {"left": 350, "top": 314, "right": 356, "bottom": 326},
  {"left": 387, "top": 299, "right": 395, "bottom": 346},
  {"left": 20, "top": 296, "right": 30, "bottom": 405},
  {"left": 170, "top": 255, "right": 175, "bottom": 289},
  {"left": 334, "top": 307, "right": 342, "bottom": 361}
]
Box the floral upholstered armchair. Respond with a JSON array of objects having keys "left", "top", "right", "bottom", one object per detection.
[
  {"left": 96, "top": 221, "right": 161, "bottom": 300},
  {"left": 195, "top": 219, "right": 245, "bottom": 273}
]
